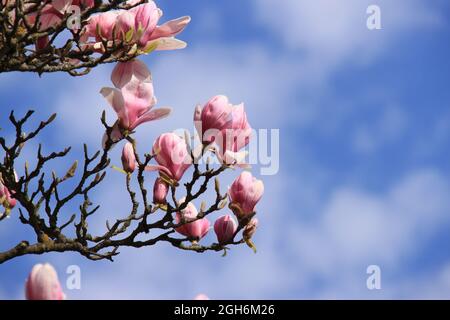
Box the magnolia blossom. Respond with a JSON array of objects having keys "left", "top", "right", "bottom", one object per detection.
[
  {"left": 214, "top": 215, "right": 237, "bottom": 244},
  {"left": 0, "top": 171, "right": 18, "bottom": 211},
  {"left": 194, "top": 294, "right": 210, "bottom": 300},
  {"left": 153, "top": 177, "right": 169, "bottom": 204},
  {"left": 0, "top": 182, "right": 16, "bottom": 210},
  {"left": 229, "top": 171, "right": 264, "bottom": 219},
  {"left": 175, "top": 201, "right": 210, "bottom": 241},
  {"left": 101, "top": 59, "right": 171, "bottom": 145},
  {"left": 146, "top": 133, "right": 192, "bottom": 182},
  {"left": 121, "top": 142, "right": 136, "bottom": 173},
  {"left": 194, "top": 95, "right": 252, "bottom": 165},
  {"left": 25, "top": 263, "right": 65, "bottom": 300},
  {"left": 82, "top": 1, "right": 190, "bottom": 52}
]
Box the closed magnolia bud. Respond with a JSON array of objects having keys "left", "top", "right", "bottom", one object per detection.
[
  {"left": 25, "top": 263, "right": 65, "bottom": 300},
  {"left": 229, "top": 171, "right": 264, "bottom": 219},
  {"left": 194, "top": 294, "right": 210, "bottom": 300},
  {"left": 121, "top": 142, "right": 136, "bottom": 173},
  {"left": 153, "top": 177, "right": 169, "bottom": 204},
  {"left": 243, "top": 218, "right": 258, "bottom": 241},
  {"left": 214, "top": 215, "right": 237, "bottom": 244}
]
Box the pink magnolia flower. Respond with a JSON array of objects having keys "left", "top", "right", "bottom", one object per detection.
[
  {"left": 117, "top": 10, "right": 135, "bottom": 39},
  {"left": 130, "top": 2, "right": 191, "bottom": 50},
  {"left": 194, "top": 294, "right": 210, "bottom": 300},
  {"left": 0, "top": 171, "right": 18, "bottom": 211},
  {"left": 121, "top": 142, "right": 136, "bottom": 173},
  {"left": 153, "top": 177, "right": 169, "bottom": 204},
  {"left": 229, "top": 171, "right": 264, "bottom": 219},
  {"left": 22, "top": 0, "right": 74, "bottom": 49},
  {"left": 194, "top": 95, "right": 252, "bottom": 164},
  {"left": 111, "top": 58, "right": 151, "bottom": 89},
  {"left": 146, "top": 133, "right": 192, "bottom": 182},
  {"left": 82, "top": 1, "right": 190, "bottom": 52},
  {"left": 86, "top": 11, "right": 119, "bottom": 41},
  {"left": 214, "top": 215, "right": 237, "bottom": 244},
  {"left": 0, "top": 182, "right": 16, "bottom": 210},
  {"left": 243, "top": 218, "right": 258, "bottom": 240},
  {"left": 175, "top": 201, "right": 210, "bottom": 241},
  {"left": 25, "top": 263, "right": 65, "bottom": 300},
  {"left": 101, "top": 59, "right": 171, "bottom": 144}
]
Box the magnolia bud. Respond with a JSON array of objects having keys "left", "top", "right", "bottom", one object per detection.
[
  {"left": 214, "top": 215, "right": 237, "bottom": 244},
  {"left": 153, "top": 177, "right": 169, "bottom": 204},
  {"left": 121, "top": 142, "right": 136, "bottom": 173},
  {"left": 25, "top": 263, "right": 65, "bottom": 300}
]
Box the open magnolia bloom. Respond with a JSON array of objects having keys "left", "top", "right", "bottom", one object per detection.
[
  {"left": 81, "top": 1, "right": 191, "bottom": 53},
  {"left": 146, "top": 132, "right": 192, "bottom": 183},
  {"left": 101, "top": 59, "right": 171, "bottom": 145},
  {"left": 194, "top": 95, "right": 252, "bottom": 166}
]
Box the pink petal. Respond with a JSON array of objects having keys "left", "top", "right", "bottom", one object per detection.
[
  {"left": 111, "top": 59, "right": 151, "bottom": 89},
  {"left": 153, "top": 37, "right": 187, "bottom": 51},
  {"left": 144, "top": 165, "right": 172, "bottom": 178},
  {"left": 131, "top": 107, "right": 172, "bottom": 129},
  {"left": 100, "top": 87, "right": 129, "bottom": 127},
  {"left": 52, "top": 0, "right": 73, "bottom": 13},
  {"left": 150, "top": 16, "right": 191, "bottom": 40}
]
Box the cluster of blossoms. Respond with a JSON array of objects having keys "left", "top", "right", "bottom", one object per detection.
[
  {"left": 82, "top": 0, "right": 190, "bottom": 52},
  {"left": 23, "top": 0, "right": 190, "bottom": 52},
  {"left": 0, "top": 1, "right": 265, "bottom": 286},
  {"left": 24, "top": 263, "right": 209, "bottom": 300},
  {"left": 106, "top": 58, "right": 264, "bottom": 247},
  {"left": 2, "top": 0, "right": 190, "bottom": 53}
]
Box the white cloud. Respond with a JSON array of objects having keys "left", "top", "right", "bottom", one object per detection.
[
  {"left": 352, "top": 104, "right": 409, "bottom": 154},
  {"left": 285, "top": 169, "right": 450, "bottom": 298},
  {"left": 252, "top": 0, "right": 443, "bottom": 72}
]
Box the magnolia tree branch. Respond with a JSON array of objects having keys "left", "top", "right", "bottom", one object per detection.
[
  {"left": 0, "top": 0, "right": 164, "bottom": 76},
  {"left": 0, "top": 1, "right": 263, "bottom": 268},
  {"left": 0, "top": 111, "right": 251, "bottom": 264}
]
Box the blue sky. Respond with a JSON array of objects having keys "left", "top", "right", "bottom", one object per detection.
[{"left": 1, "top": 0, "right": 450, "bottom": 299}]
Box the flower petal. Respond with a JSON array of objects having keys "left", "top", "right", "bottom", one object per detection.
[
  {"left": 150, "top": 16, "right": 191, "bottom": 40},
  {"left": 151, "top": 37, "right": 187, "bottom": 51},
  {"left": 144, "top": 164, "right": 172, "bottom": 178},
  {"left": 131, "top": 107, "right": 172, "bottom": 129},
  {"left": 100, "top": 87, "right": 129, "bottom": 127},
  {"left": 111, "top": 59, "right": 152, "bottom": 89}
]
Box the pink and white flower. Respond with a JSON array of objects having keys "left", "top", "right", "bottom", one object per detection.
[
  {"left": 101, "top": 59, "right": 171, "bottom": 145},
  {"left": 228, "top": 171, "right": 264, "bottom": 220},
  {"left": 25, "top": 263, "right": 65, "bottom": 300},
  {"left": 214, "top": 215, "right": 237, "bottom": 244},
  {"left": 82, "top": 1, "right": 190, "bottom": 52},
  {"left": 175, "top": 201, "right": 210, "bottom": 241},
  {"left": 194, "top": 95, "right": 252, "bottom": 165},
  {"left": 146, "top": 133, "right": 192, "bottom": 182}
]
